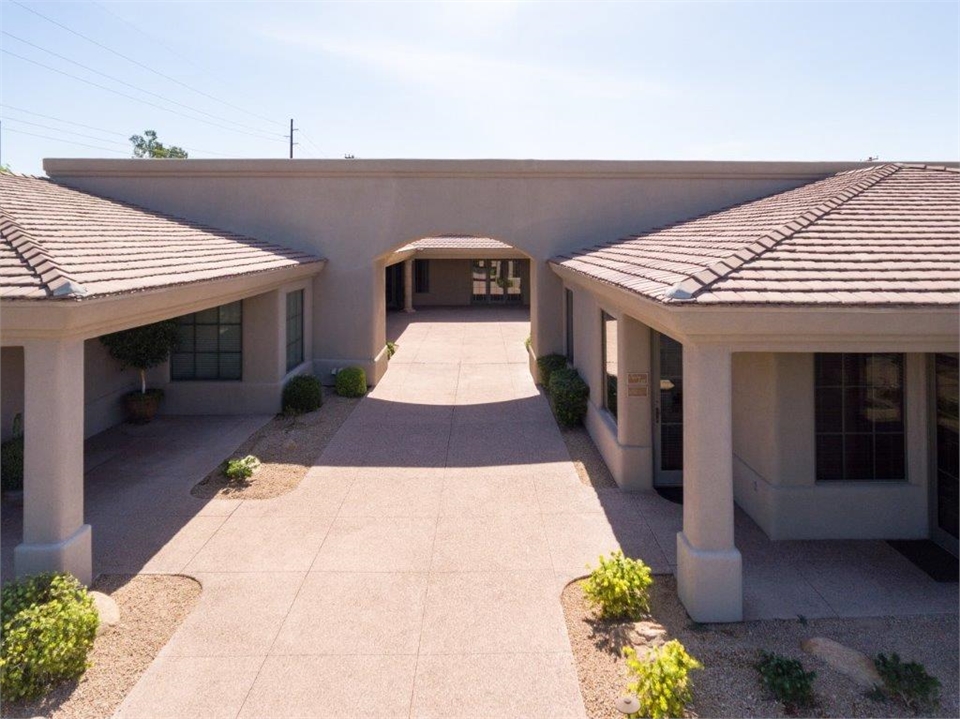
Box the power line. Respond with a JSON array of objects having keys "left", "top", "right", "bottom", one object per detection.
[
  {"left": 4, "top": 127, "right": 128, "bottom": 155},
  {"left": 299, "top": 129, "right": 324, "bottom": 157},
  {"left": 3, "top": 49, "right": 283, "bottom": 142},
  {"left": 1, "top": 108, "right": 235, "bottom": 158},
  {"left": 0, "top": 104, "right": 127, "bottom": 138},
  {"left": 11, "top": 0, "right": 283, "bottom": 130},
  {"left": 4, "top": 118, "right": 129, "bottom": 146},
  {"left": 2, "top": 32, "right": 281, "bottom": 139}
]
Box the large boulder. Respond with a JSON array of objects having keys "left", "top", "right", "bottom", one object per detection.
[
  {"left": 90, "top": 590, "right": 120, "bottom": 636},
  {"left": 801, "top": 636, "right": 881, "bottom": 688}
]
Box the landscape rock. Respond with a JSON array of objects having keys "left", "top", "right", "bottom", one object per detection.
[
  {"left": 90, "top": 590, "right": 120, "bottom": 635},
  {"left": 801, "top": 636, "right": 882, "bottom": 688},
  {"left": 629, "top": 619, "right": 668, "bottom": 657}
]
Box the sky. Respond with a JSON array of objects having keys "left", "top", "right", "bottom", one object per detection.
[{"left": 1, "top": 0, "right": 957, "bottom": 175}]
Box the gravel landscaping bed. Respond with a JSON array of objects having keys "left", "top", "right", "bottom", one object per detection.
[
  {"left": 562, "top": 576, "right": 959, "bottom": 719},
  {"left": 560, "top": 425, "right": 618, "bottom": 489},
  {"left": 192, "top": 393, "right": 359, "bottom": 499},
  {"left": 2, "top": 574, "right": 201, "bottom": 719}
]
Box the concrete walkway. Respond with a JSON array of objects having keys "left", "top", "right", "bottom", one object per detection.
[{"left": 2, "top": 307, "right": 955, "bottom": 718}]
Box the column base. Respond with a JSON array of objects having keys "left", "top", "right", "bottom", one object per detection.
[
  {"left": 676, "top": 531, "right": 742, "bottom": 623},
  {"left": 14, "top": 524, "right": 93, "bottom": 586}
]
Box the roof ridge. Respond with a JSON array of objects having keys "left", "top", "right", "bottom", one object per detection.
[
  {"left": 664, "top": 163, "right": 902, "bottom": 300},
  {"left": 0, "top": 209, "right": 88, "bottom": 298}
]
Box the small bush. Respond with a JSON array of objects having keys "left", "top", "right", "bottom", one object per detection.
[
  {"left": 221, "top": 455, "right": 261, "bottom": 481},
  {"left": 335, "top": 367, "right": 367, "bottom": 397},
  {"left": 755, "top": 651, "right": 816, "bottom": 712},
  {"left": 536, "top": 353, "right": 567, "bottom": 388},
  {"left": 283, "top": 375, "right": 323, "bottom": 414},
  {"left": 583, "top": 551, "right": 653, "bottom": 620},
  {"left": 623, "top": 640, "right": 702, "bottom": 719},
  {"left": 0, "top": 573, "right": 99, "bottom": 701},
  {"left": 875, "top": 652, "right": 941, "bottom": 711},
  {"left": 549, "top": 368, "right": 589, "bottom": 427},
  {"left": 524, "top": 335, "right": 531, "bottom": 351},
  {"left": 386, "top": 341, "right": 398, "bottom": 359},
  {"left": 1, "top": 436, "right": 24, "bottom": 492}
]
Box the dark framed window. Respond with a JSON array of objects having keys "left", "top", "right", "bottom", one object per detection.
[
  {"left": 565, "top": 289, "right": 574, "bottom": 363},
  {"left": 815, "top": 353, "right": 905, "bottom": 481},
  {"left": 286, "top": 290, "right": 304, "bottom": 372},
  {"left": 171, "top": 301, "right": 242, "bottom": 381},
  {"left": 601, "top": 311, "right": 617, "bottom": 420},
  {"left": 414, "top": 259, "right": 430, "bottom": 293}
]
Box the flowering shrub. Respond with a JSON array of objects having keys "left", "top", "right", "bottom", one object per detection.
[
  {"left": 583, "top": 551, "right": 653, "bottom": 619},
  {"left": 623, "top": 640, "right": 702, "bottom": 719}
]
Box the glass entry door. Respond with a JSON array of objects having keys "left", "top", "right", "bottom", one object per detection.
[
  {"left": 471, "top": 260, "right": 523, "bottom": 304},
  {"left": 932, "top": 353, "right": 958, "bottom": 556},
  {"left": 653, "top": 332, "right": 684, "bottom": 487}
]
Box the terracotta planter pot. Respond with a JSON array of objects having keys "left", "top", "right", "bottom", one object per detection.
[{"left": 124, "top": 389, "right": 164, "bottom": 424}]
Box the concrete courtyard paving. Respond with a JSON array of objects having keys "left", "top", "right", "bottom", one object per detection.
[{"left": 2, "top": 307, "right": 956, "bottom": 719}]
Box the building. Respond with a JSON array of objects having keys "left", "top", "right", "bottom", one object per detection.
[{"left": 1, "top": 159, "right": 956, "bottom": 622}]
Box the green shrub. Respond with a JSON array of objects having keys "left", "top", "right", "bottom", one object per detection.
[
  {"left": 221, "top": 455, "right": 261, "bottom": 481},
  {"left": 623, "top": 640, "right": 702, "bottom": 719},
  {"left": 755, "top": 651, "right": 816, "bottom": 712},
  {"left": 283, "top": 375, "right": 323, "bottom": 414},
  {"left": 536, "top": 353, "right": 567, "bottom": 387},
  {"left": 0, "top": 573, "right": 99, "bottom": 701},
  {"left": 874, "top": 653, "right": 941, "bottom": 711},
  {"left": 1, "top": 436, "right": 24, "bottom": 492},
  {"left": 386, "top": 341, "right": 398, "bottom": 359},
  {"left": 524, "top": 335, "right": 531, "bottom": 351},
  {"left": 548, "top": 368, "right": 589, "bottom": 427},
  {"left": 335, "top": 367, "right": 367, "bottom": 397},
  {"left": 583, "top": 551, "right": 653, "bottom": 620}
]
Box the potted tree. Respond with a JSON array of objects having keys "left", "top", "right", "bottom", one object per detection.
[{"left": 100, "top": 320, "right": 180, "bottom": 424}]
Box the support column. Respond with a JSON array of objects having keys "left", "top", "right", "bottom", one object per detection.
[
  {"left": 676, "top": 343, "right": 742, "bottom": 622},
  {"left": 14, "top": 338, "right": 92, "bottom": 586},
  {"left": 403, "top": 259, "right": 415, "bottom": 313},
  {"left": 614, "top": 316, "right": 653, "bottom": 490}
]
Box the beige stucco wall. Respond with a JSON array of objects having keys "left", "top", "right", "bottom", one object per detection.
[
  {"left": 45, "top": 159, "right": 871, "bottom": 386},
  {"left": 413, "top": 260, "right": 473, "bottom": 307},
  {"left": 732, "top": 352, "right": 930, "bottom": 540}
]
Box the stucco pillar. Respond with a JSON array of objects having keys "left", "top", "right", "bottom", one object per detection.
[
  {"left": 676, "top": 343, "right": 742, "bottom": 622},
  {"left": 614, "top": 316, "right": 653, "bottom": 490},
  {"left": 15, "top": 338, "right": 92, "bottom": 586},
  {"left": 403, "top": 259, "right": 415, "bottom": 313}
]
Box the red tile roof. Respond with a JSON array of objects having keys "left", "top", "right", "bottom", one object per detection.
[
  {"left": 399, "top": 236, "right": 514, "bottom": 251},
  {"left": 0, "top": 173, "right": 324, "bottom": 300},
  {"left": 551, "top": 164, "right": 960, "bottom": 306}
]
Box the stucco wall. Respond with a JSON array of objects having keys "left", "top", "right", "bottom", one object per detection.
[
  {"left": 732, "top": 352, "right": 930, "bottom": 540},
  {"left": 45, "top": 159, "right": 868, "bottom": 386},
  {"left": 83, "top": 338, "right": 152, "bottom": 438},
  {"left": 414, "top": 260, "right": 473, "bottom": 307}
]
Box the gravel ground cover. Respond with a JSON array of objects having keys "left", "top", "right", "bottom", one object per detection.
[
  {"left": 562, "top": 575, "right": 959, "bottom": 719},
  {"left": 2, "top": 574, "right": 201, "bottom": 719},
  {"left": 192, "top": 393, "right": 359, "bottom": 499},
  {"left": 561, "top": 425, "right": 618, "bottom": 489}
]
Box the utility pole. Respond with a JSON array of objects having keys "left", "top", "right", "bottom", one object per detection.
[{"left": 286, "top": 118, "right": 298, "bottom": 159}]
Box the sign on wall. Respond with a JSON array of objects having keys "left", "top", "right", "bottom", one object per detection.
[{"left": 627, "top": 372, "right": 649, "bottom": 398}]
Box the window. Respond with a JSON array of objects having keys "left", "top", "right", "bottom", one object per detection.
[
  {"left": 286, "top": 290, "right": 304, "bottom": 372},
  {"left": 170, "top": 301, "right": 242, "bottom": 381},
  {"left": 815, "top": 353, "right": 905, "bottom": 481},
  {"left": 602, "top": 311, "right": 617, "bottom": 420},
  {"left": 565, "top": 289, "right": 574, "bottom": 363},
  {"left": 414, "top": 259, "right": 430, "bottom": 293}
]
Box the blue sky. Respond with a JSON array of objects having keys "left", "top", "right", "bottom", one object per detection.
[{"left": 2, "top": 1, "right": 958, "bottom": 175}]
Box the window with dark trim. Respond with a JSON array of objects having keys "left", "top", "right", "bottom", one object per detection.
[
  {"left": 601, "top": 311, "right": 617, "bottom": 420},
  {"left": 286, "top": 290, "right": 304, "bottom": 372},
  {"left": 414, "top": 259, "right": 430, "bottom": 293},
  {"left": 815, "top": 353, "right": 905, "bottom": 481},
  {"left": 171, "top": 301, "right": 243, "bottom": 381},
  {"left": 565, "top": 289, "right": 574, "bottom": 363}
]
